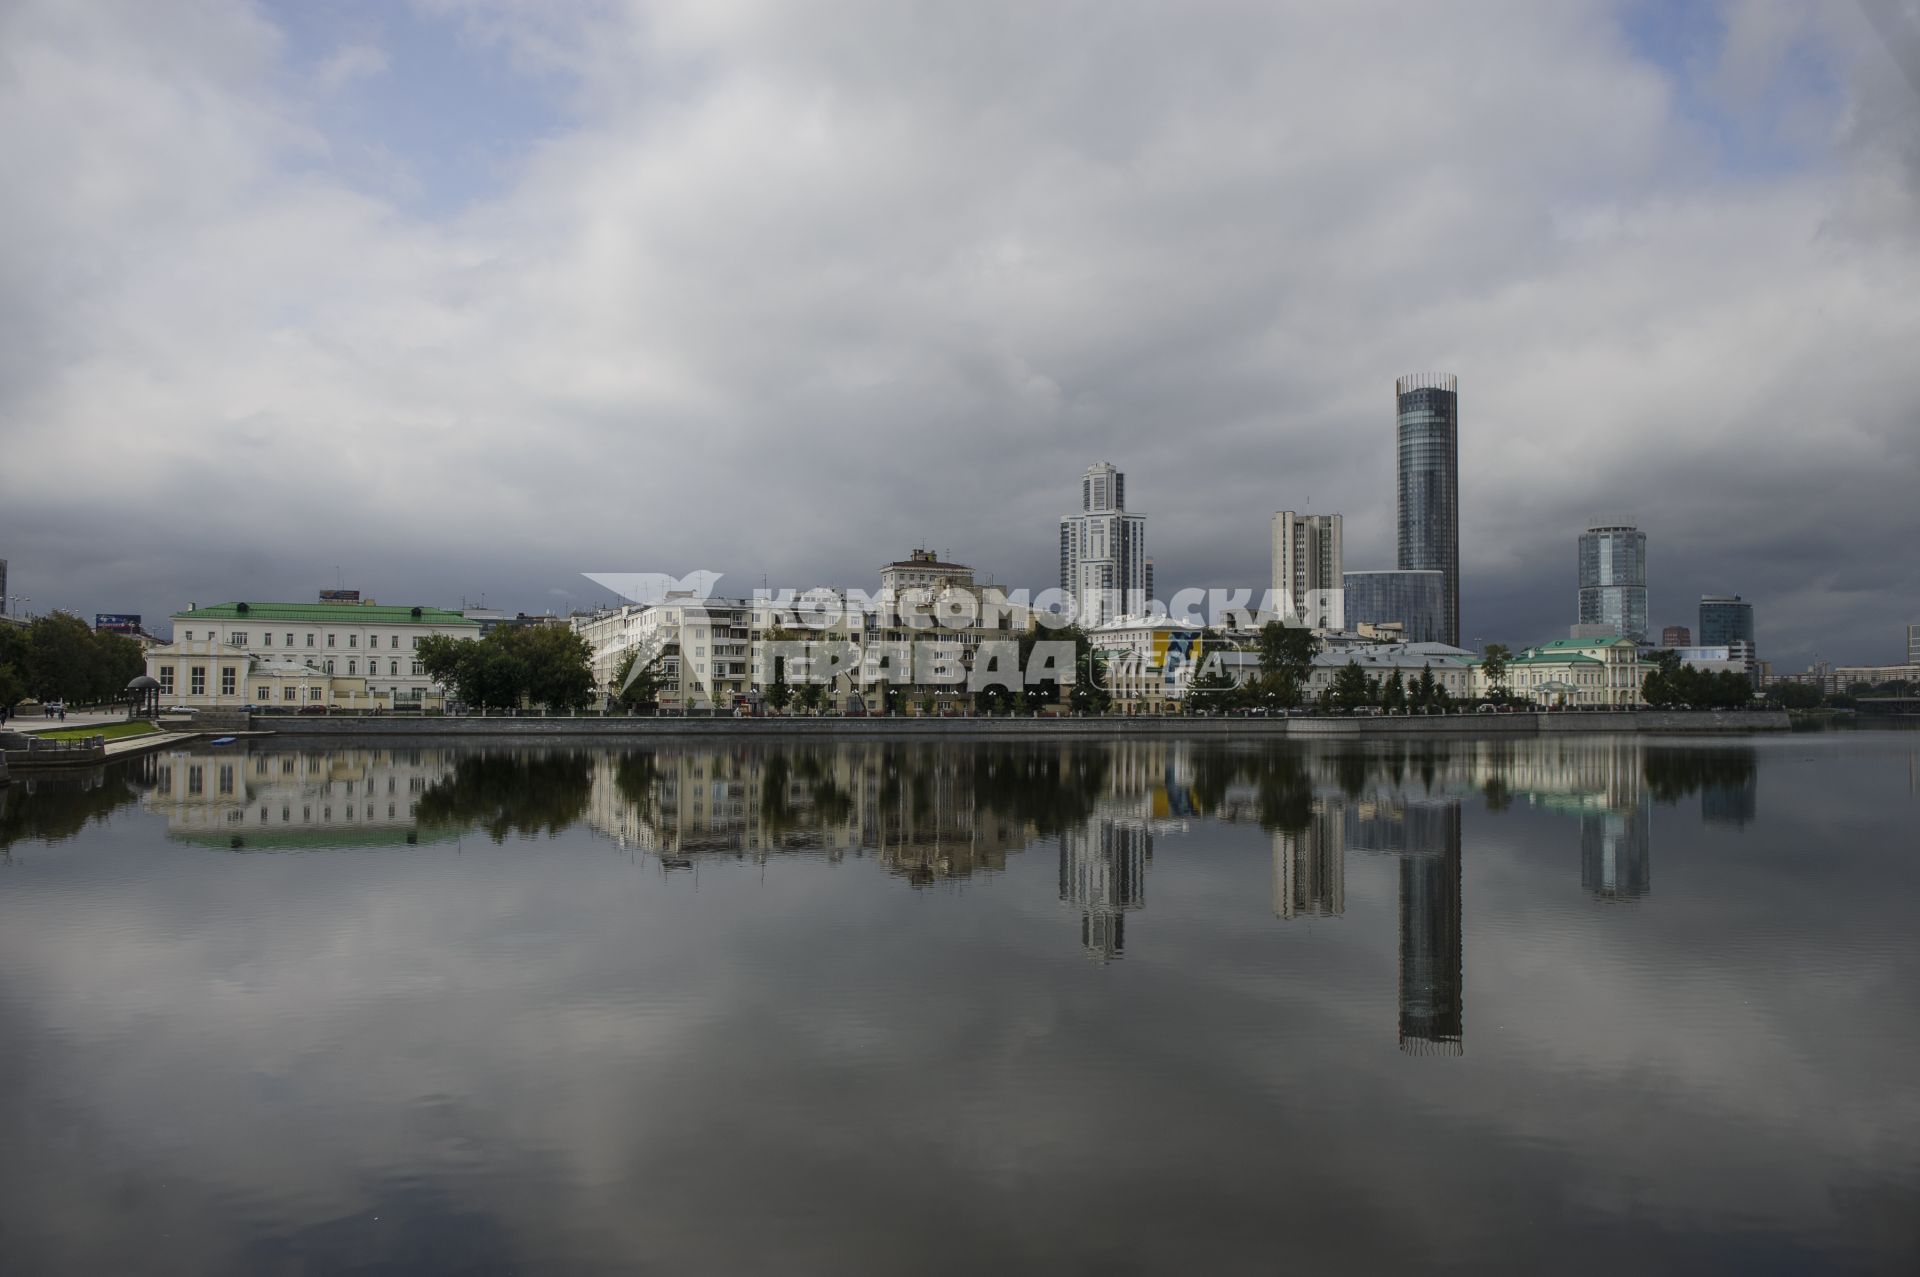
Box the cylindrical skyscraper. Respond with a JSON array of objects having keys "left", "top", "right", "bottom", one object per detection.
[
  {"left": 1577, "top": 524, "right": 1648, "bottom": 642},
  {"left": 1396, "top": 374, "right": 1460, "bottom": 647}
]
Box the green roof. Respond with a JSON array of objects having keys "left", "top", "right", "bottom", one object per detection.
[
  {"left": 1511, "top": 651, "right": 1603, "bottom": 666},
  {"left": 172, "top": 602, "right": 478, "bottom": 626},
  {"left": 1532, "top": 636, "right": 1638, "bottom": 650}
]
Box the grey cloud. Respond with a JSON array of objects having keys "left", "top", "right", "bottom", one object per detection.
[{"left": 0, "top": 0, "right": 1915, "bottom": 664}]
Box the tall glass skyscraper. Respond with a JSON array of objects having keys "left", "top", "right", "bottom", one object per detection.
[
  {"left": 1396, "top": 374, "right": 1460, "bottom": 647},
  {"left": 1698, "top": 595, "right": 1755, "bottom": 648},
  {"left": 1342, "top": 569, "right": 1446, "bottom": 643},
  {"left": 1577, "top": 525, "right": 1648, "bottom": 642}
]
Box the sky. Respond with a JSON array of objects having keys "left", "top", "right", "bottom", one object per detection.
[{"left": 1, "top": 0, "right": 1917, "bottom": 666}]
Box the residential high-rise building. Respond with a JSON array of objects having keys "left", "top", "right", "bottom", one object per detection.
[
  {"left": 1699, "top": 595, "right": 1755, "bottom": 648},
  {"left": 1396, "top": 374, "right": 1460, "bottom": 646},
  {"left": 1908, "top": 622, "right": 1919, "bottom": 666},
  {"left": 1661, "top": 625, "right": 1691, "bottom": 648},
  {"left": 1342, "top": 569, "right": 1446, "bottom": 644},
  {"left": 1270, "top": 511, "right": 1343, "bottom": 630},
  {"left": 1059, "top": 461, "right": 1147, "bottom": 628},
  {"left": 1577, "top": 525, "right": 1648, "bottom": 642}
]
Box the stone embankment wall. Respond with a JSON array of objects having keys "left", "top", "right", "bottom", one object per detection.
[{"left": 257, "top": 709, "right": 1790, "bottom": 741}]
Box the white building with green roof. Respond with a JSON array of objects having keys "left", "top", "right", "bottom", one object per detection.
[
  {"left": 146, "top": 600, "right": 479, "bottom": 711},
  {"left": 1472, "top": 636, "right": 1645, "bottom": 708}
]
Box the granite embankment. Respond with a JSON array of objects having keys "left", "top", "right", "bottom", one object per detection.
[{"left": 253, "top": 709, "right": 1789, "bottom": 741}]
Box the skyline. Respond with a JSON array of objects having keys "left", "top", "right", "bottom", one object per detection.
[{"left": 3, "top": 1, "right": 1919, "bottom": 666}]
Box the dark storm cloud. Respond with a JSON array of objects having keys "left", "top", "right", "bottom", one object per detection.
[{"left": 0, "top": 0, "right": 1916, "bottom": 664}]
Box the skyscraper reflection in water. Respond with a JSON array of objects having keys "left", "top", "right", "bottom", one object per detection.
[
  {"left": 1059, "top": 819, "right": 1150, "bottom": 961},
  {"left": 1396, "top": 801, "right": 1464, "bottom": 1056},
  {"left": 1272, "top": 801, "right": 1345, "bottom": 920},
  {"left": 1581, "top": 807, "right": 1651, "bottom": 900}
]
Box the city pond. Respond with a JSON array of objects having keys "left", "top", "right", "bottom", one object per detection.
[{"left": 1, "top": 732, "right": 1916, "bottom": 1273}]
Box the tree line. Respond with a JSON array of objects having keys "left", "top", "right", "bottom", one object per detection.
[
  {"left": 416, "top": 626, "right": 596, "bottom": 711},
  {"left": 0, "top": 612, "right": 146, "bottom": 711}
]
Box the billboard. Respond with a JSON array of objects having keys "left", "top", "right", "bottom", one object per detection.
[
  {"left": 95, "top": 613, "right": 143, "bottom": 632},
  {"left": 318, "top": 589, "right": 361, "bottom": 603}
]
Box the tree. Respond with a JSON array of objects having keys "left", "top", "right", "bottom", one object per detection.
[
  {"left": 1186, "top": 656, "right": 1238, "bottom": 713},
  {"left": 1766, "top": 681, "right": 1822, "bottom": 710},
  {"left": 1258, "top": 621, "right": 1318, "bottom": 684},
  {"left": 611, "top": 645, "right": 662, "bottom": 709},
  {"left": 1412, "top": 664, "right": 1437, "bottom": 712},
  {"left": 1330, "top": 659, "right": 1372, "bottom": 711},
  {"left": 796, "top": 678, "right": 826, "bottom": 714},
  {"left": 1069, "top": 634, "right": 1112, "bottom": 714},
  {"left": 416, "top": 625, "right": 593, "bottom": 711},
  {"left": 1381, "top": 669, "right": 1407, "bottom": 713},
  {"left": 1481, "top": 643, "right": 1511, "bottom": 703}
]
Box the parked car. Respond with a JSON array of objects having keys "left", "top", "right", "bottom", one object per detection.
[
  {"left": 297, "top": 704, "right": 330, "bottom": 715},
  {"left": 163, "top": 704, "right": 199, "bottom": 715}
]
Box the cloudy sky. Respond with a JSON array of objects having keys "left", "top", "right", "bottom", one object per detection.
[{"left": 2, "top": 0, "right": 1916, "bottom": 665}]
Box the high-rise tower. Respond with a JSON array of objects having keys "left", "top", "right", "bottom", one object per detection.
[
  {"left": 1060, "top": 461, "right": 1148, "bottom": 628},
  {"left": 1396, "top": 374, "right": 1460, "bottom": 647},
  {"left": 1577, "top": 525, "right": 1648, "bottom": 642}
]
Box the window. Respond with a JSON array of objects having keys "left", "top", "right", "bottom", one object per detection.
[
  {"left": 412, "top": 661, "right": 423, "bottom": 676},
  {"left": 188, "top": 766, "right": 203, "bottom": 795},
  {"left": 391, "top": 635, "right": 400, "bottom": 648},
  {"left": 261, "top": 633, "right": 271, "bottom": 647},
  {"left": 327, "top": 634, "right": 336, "bottom": 647},
  {"left": 218, "top": 765, "right": 233, "bottom": 796},
  {"left": 230, "top": 632, "right": 247, "bottom": 647},
  {"left": 255, "top": 685, "right": 269, "bottom": 701},
  {"left": 411, "top": 636, "right": 420, "bottom": 649},
  {"left": 309, "top": 687, "right": 324, "bottom": 701},
  {"left": 160, "top": 666, "right": 175, "bottom": 694},
  {"left": 347, "top": 660, "right": 356, "bottom": 676},
  {"left": 284, "top": 686, "right": 296, "bottom": 702},
  {"left": 349, "top": 634, "right": 358, "bottom": 648},
  {"left": 190, "top": 665, "right": 206, "bottom": 695},
  {"left": 324, "top": 659, "right": 335, "bottom": 674},
  {"left": 182, "top": 630, "right": 192, "bottom": 641},
  {"left": 306, "top": 633, "right": 315, "bottom": 647},
  {"left": 286, "top": 633, "right": 293, "bottom": 646},
  {"left": 221, "top": 667, "right": 236, "bottom": 696},
  {"left": 389, "top": 660, "right": 398, "bottom": 676}
]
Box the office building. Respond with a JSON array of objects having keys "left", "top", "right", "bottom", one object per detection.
[
  {"left": 1908, "top": 622, "right": 1919, "bottom": 666},
  {"left": 1059, "top": 461, "right": 1148, "bottom": 628},
  {"left": 1343, "top": 569, "right": 1446, "bottom": 644},
  {"left": 1396, "top": 374, "right": 1461, "bottom": 646},
  {"left": 1699, "top": 595, "right": 1755, "bottom": 648},
  {"left": 1577, "top": 525, "right": 1648, "bottom": 642},
  {"left": 1271, "top": 511, "right": 1344, "bottom": 630},
  {"left": 1661, "top": 625, "right": 1691, "bottom": 647}
]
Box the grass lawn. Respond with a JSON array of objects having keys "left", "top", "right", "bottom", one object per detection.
[{"left": 32, "top": 721, "right": 163, "bottom": 742}]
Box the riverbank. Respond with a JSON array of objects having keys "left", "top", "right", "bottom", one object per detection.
[{"left": 251, "top": 708, "right": 1789, "bottom": 740}]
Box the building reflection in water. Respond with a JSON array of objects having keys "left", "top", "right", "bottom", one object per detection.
[
  {"left": 1059, "top": 820, "right": 1150, "bottom": 960},
  {"left": 1272, "top": 802, "right": 1344, "bottom": 920},
  {"left": 1581, "top": 807, "right": 1651, "bottom": 900},
  {"left": 141, "top": 745, "right": 461, "bottom": 849}
]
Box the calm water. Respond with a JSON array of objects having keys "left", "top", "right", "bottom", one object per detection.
[{"left": 2, "top": 733, "right": 1917, "bottom": 1274}]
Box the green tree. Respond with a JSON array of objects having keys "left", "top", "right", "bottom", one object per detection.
[
  {"left": 1481, "top": 643, "right": 1512, "bottom": 703},
  {"left": 611, "top": 645, "right": 662, "bottom": 709},
  {"left": 1330, "top": 659, "right": 1372, "bottom": 711},
  {"left": 1186, "top": 656, "right": 1238, "bottom": 713},
  {"left": 1766, "top": 681, "right": 1822, "bottom": 709},
  {"left": 796, "top": 678, "right": 826, "bottom": 714},
  {"left": 1381, "top": 669, "right": 1407, "bottom": 713},
  {"left": 416, "top": 625, "right": 593, "bottom": 711},
  {"left": 1411, "top": 664, "right": 1437, "bottom": 711},
  {"left": 1069, "top": 632, "right": 1111, "bottom": 714},
  {"left": 25, "top": 612, "right": 100, "bottom": 702},
  {"left": 1258, "top": 621, "right": 1319, "bottom": 684}
]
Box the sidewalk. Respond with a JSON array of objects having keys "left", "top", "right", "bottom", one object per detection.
[{"left": 10, "top": 710, "right": 138, "bottom": 734}]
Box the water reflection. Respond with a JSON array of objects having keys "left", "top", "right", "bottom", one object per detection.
[{"left": 6, "top": 733, "right": 1915, "bottom": 1275}]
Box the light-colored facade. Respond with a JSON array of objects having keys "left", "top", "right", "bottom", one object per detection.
[
  {"left": 1060, "top": 461, "right": 1147, "bottom": 629},
  {"left": 1271, "top": 512, "right": 1343, "bottom": 630},
  {"left": 1474, "top": 636, "right": 1644, "bottom": 707},
  {"left": 143, "top": 744, "right": 460, "bottom": 848},
  {"left": 1090, "top": 617, "right": 1209, "bottom": 713},
  {"left": 1306, "top": 643, "right": 1475, "bottom": 701},
  {"left": 146, "top": 602, "right": 478, "bottom": 711}
]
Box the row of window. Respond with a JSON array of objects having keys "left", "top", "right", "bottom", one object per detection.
[{"left": 187, "top": 630, "right": 425, "bottom": 650}]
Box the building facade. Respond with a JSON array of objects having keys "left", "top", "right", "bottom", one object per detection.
[
  {"left": 1271, "top": 511, "right": 1344, "bottom": 630},
  {"left": 1474, "top": 636, "right": 1645, "bottom": 707},
  {"left": 1577, "top": 525, "right": 1648, "bottom": 642},
  {"left": 1060, "top": 461, "right": 1147, "bottom": 628},
  {"left": 1396, "top": 374, "right": 1460, "bottom": 647},
  {"left": 146, "top": 601, "right": 478, "bottom": 711},
  {"left": 1908, "top": 622, "right": 1919, "bottom": 666},
  {"left": 1342, "top": 570, "right": 1447, "bottom": 645},
  {"left": 1661, "top": 625, "right": 1692, "bottom": 647},
  {"left": 1698, "top": 595, "right": 1755, "bottom": 648}
]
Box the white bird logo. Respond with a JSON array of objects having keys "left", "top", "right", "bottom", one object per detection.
[{"left": 581, "top": 570, "right": 724, "bottom": 606}]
